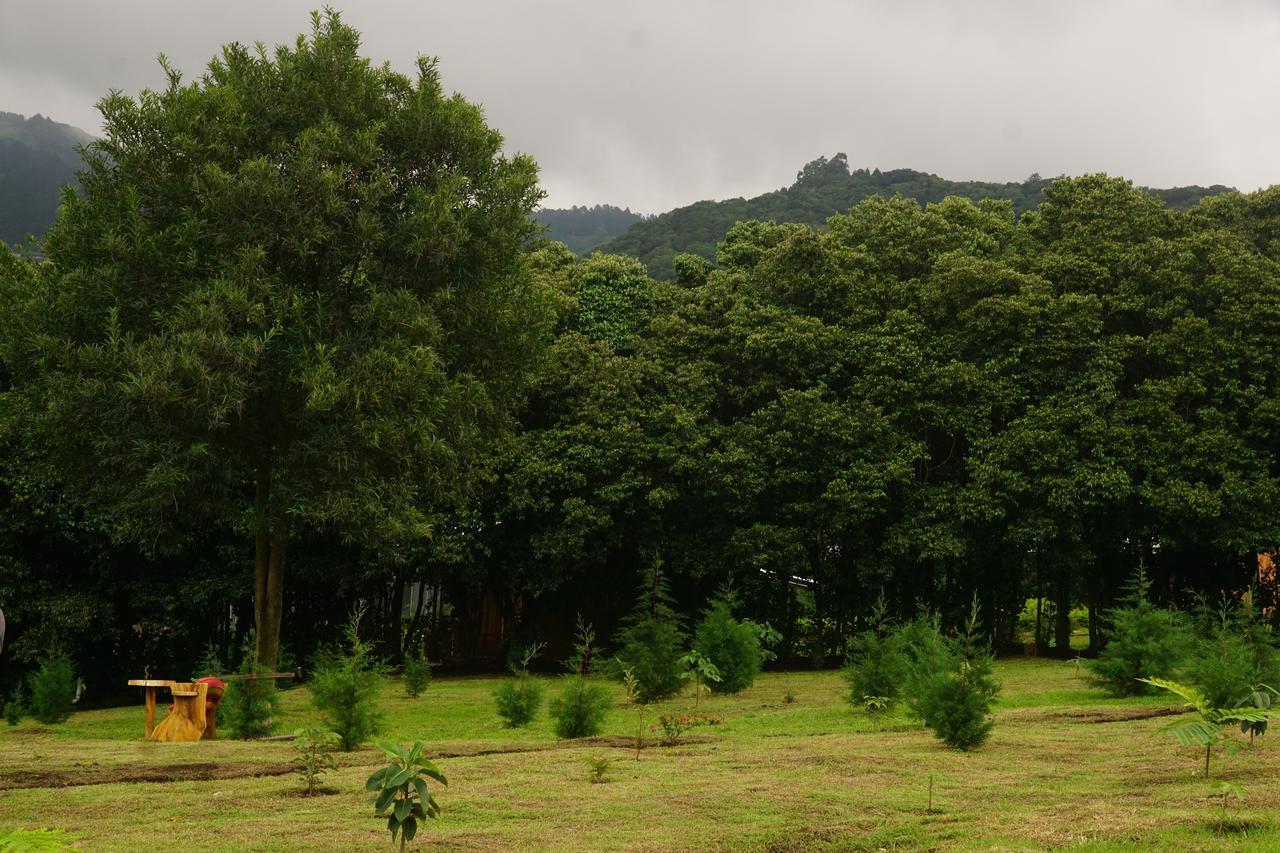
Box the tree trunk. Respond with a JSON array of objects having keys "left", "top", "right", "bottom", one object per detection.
[
  {"left": 1054, "top": 566, "right": 1071, "bottom": 657},
  {"left": 252, "top": 469, "right": 287, "bottom": 671}
]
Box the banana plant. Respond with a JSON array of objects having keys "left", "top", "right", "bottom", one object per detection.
[
  {"left": 366, "top": 741, "right": 447, "bottom": 850},
  {"left": 1139, "top": 678, "right": 1275, "bottom": 778}
]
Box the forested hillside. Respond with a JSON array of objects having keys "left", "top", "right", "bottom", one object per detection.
[
  {"left": 533, "top": 204, "right": 646, "bottom": 254},
  {"left": 602, "top": 153, "right": 1234, "bottom": 278},
  {"left": 0, "top": 112, "right": 92, "bottom": 246}
]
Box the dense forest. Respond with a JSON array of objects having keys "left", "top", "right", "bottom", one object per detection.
[
  {"left": 533, "top": 204, "right": 646, "bottom": 254},
  {"left": 6, "top": 171, "right": 1280, "bottom": 697},
  {"left": 0, "top": 112, "right": 90, "bottom": 246},
  {"left": 600, "top": 153, "right": 1235, "bottom": 279}
]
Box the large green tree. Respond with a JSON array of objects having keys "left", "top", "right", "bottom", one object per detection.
[{"left": 1, "top": 12, "right": 553, "bottom": 668}]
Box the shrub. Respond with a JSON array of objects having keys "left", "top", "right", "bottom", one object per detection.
[
  {"left": 222, "top": 633, "right": 279, "bottom": 739},
  {"left": 910, "top": 598, "right": 1000, "bottom": 750},
  {"left": 549, "top": 618, "right": 613, "bottom": 739},
  {"left": 494, "top": 643, "right": 544, "bottom": 728},
  {"left": 1188, "top": 593, "right": 1280, "bottom": 711},
  {"left": 3, "top": 685, "right": 25, "bottom": 726},
  {"left": 679, "top": 649, "right": 721, "bottom": 707},
  {"left": 1090, "top": 568, "right": 1189, "bottom": 696},
  {"left": 613, "top": 559, "right": 685, "bottom": 703},
  {"left": 28, "top": 654, "right": 75, "bottom": 725},
  {"left": 310, "top": 611, "right": 385, "bottom": 751},
  {"left": 694, "top": 597, "right": 763, "bottom": 695},
  {"left": 292, "top": 727, "right": 339, "bottom": 795},
  {"left": 844, "top": 592, "right": 907, "bottom": 712},
  {"left": 403, "top": 647, "right": 432, "bottom": 699},
  {"left": 653, "top": 711, "right": 720, "bottom": 745}
]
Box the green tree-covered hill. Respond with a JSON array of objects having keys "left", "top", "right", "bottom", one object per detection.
[
  {"left": 533, "top": 204, "right": 646, "bottom": 254},
  {"left": 600, "top": 153, "right": 1234, "bottom": 278},
  {"left": 0, "top": 112, "right": 93, "bottom": 246}
]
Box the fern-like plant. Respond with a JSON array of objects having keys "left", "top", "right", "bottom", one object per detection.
[{"left": 1139, "top": 677, "right": 1276, "bottom": 778}]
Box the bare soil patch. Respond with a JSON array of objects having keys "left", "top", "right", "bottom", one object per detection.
[{"left": 0, "top": 761, "right": 296, "bottom": 790}]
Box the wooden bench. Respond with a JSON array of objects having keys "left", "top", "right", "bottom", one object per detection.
[{"left": 128, "top": 673, "right": 293, "bottom": 741}]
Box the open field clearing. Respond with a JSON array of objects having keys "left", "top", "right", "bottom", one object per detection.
[{"left": 2, "top": 659, "right": 1277, "bottom": 851}]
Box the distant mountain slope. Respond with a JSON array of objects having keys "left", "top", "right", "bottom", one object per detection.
[
  {"left": 600, "top": 154, "right": 1235, "bottom": 279},
  {"left": 0, "top": 112, "right": 93, "bottom": 246},
  {"left": 533, "top": 204, "right": 646, "bottom": 254}
]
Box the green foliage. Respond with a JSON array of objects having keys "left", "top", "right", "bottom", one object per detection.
[
  {"left": 1139, "top": 677, "right": 1276, "bottom": 777},
  {"left": 27, "top": 653, "right": 75, "bottom": 725},
  {"left": 3, "top": 686, "right": 25, "bottom": 726},
  {"left": 549, "top": 676, "right": 611, "bottom": 740},
  {"left": 613, "top": 561, "right": 686, "bottom": 703},
  {"left": 222, "top": 633, "right": 279, "bottom": 739},
  {"left": 292, "top": 727, "right": 339, "bottom": 795},
  {"left": 908, "top": 599, "right": 1001, "bottom": 751},
  {"left": 549, "top": 618, "right": 612, "bottom": 739},
  {"left": 653, "top": 711, "right": 721, "bottom": 745},
  {"left": 402, "top": 648, "right": 432, "bottom": 700},
  {"left": 694, "top": 596, "right": 763, "bottom": 694},
  {"left": 621, "top": 667, "right": 647, "bottom": 758},
  {"left": 494, "top": 643, "right": 544, "bottom": 728},
  {"left": 191, "top": 643, "right": 224, "bottom": 682},
  {"left": 583, "top": 754, "right": 613, "bottom": 784},
  {"left": 366, "top": 741, "right": 446, "bottom": 848},
  {"left": 1090, "top": 569, "right": 1189, "bottom": 697},
  {"left": 844, "top": 593, "right": 907, "bottom": 712},
  {"left": 2, "top": 9, "right": 554, "bottom": 673},
  {"left": 310, "top": 611, "right": 385, "bottom": 751},
  {"left": 1188, "top": 593, "right": 1280, "bottom": 714},
  {"left": 678, "top": 649, "right": 721, "bottom": 707}
]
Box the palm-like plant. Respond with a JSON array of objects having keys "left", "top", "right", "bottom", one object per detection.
[{"left": 1139, "top": 677, "right": 1275, "bottom": 778}]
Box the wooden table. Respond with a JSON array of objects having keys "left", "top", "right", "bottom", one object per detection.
[{"left": 126, "top": 679, "right": 175, "bottom": 738}]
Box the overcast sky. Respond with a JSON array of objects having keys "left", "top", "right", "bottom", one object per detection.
[{"left": 2, "top": 1, "right": 1278, "bottom": 213}]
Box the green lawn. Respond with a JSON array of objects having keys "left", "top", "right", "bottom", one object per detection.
[{"left": 2, "top": 659, "right": 1277, "bottom": 851}]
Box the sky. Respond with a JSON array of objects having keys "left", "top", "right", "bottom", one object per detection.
[{"left": 2, "top": 0, "right": 1278, "bottom": 214}]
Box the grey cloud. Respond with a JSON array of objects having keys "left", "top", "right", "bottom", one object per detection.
[{"left": 2, "top": 0, "right": 1277, "bottom": 212}]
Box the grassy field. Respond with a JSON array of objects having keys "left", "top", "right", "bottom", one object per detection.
[{"left": 1, "top": 658, "right": 1277, "bottom": 851}]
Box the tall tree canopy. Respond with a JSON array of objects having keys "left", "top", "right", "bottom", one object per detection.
[{"left": 1, "top": 11, "right": 555, "bottom": 668}]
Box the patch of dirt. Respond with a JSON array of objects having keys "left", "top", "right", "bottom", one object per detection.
[
  {"left": 283, "top": 785, "right": 340, "bottom": 797},
  {"left": 0, "top": 735, "right": 708, "bottom": 790},
  {"left": 0, "top": 761, "right": 296, "bottom": 790},
  {"left": 1055, "top": 707, "right": 1184, "bottom": 723}
]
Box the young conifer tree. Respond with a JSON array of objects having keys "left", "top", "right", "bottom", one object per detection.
[{"left": 613, "top": 557, "right": 686, "bottom": 703}]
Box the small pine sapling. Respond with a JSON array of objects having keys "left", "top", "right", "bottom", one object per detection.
[
  {"left": 3, "top": 687, "right": 25, "bottom": 726},
  {"left": 28, "top": 654, "right": 76, "bottom": 725},
  {"left": 622, "top": 667, "right": 647, "bottom": 759},
  {"left": 1090, "top": 567, "right": 1189, "bottom": 696},
  {"left": 914, "top": 597, "right": 1000, "bottom": 750},
  {"left": 223, "top": 631, "right": 280, "bottom": 739},
  {"left": 402, "top": 645, "right": 432, "bottom": 699},
  {"left": 693, "top": 587, "right": 765, "bottom": 694},
  {"left": 367, "top": 741, "right": 446, "bottom": 850},
  {"left": 310, "top": 609, "right": 386, "bottom": 750},
  {"left": 494, "top": 642, "right": 545, "bottom": 728},
  {"left": 549, "top": 617, "right": 613, "bottom": 739},
  {"left": 844, "top": 592, "right": 907, "bottom": 713},
  {"left": 292, "top": 727, "right": 339, "bottom": 795},
  {"left": 584, "top": 754, "right": 612, "bottom": 783},
  {"left": 613, "top": 557, "right": 686, "bottom": 703},
  {"left": 191, "top": 643, "right": 225, "bottom": 682}
]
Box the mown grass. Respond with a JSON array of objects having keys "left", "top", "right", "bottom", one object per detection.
[{"left": 2, "top": 658, "right": 1278, "bottom": 851}]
